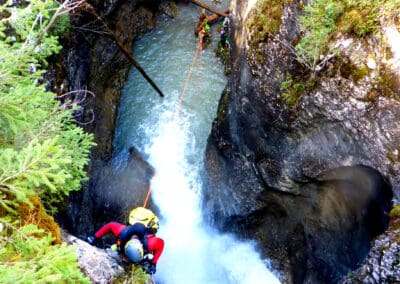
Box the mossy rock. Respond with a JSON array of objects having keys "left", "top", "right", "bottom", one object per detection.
[
  {"left": 16, "top": 195, "right": 61, "bottom": 244},
  {"left": 247, "top": 0, "right": 287, "bottom": 46},
  {"left": 338, "top": 9, "right": 374, "bottom": 36},
  {"left": 390, "top": 205, "right": 400, "bottom": 218},
  {"left": 389, "top": 204, "right": 400, "bottom": 230}
]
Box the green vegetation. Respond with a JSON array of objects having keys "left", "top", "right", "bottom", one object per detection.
[
  {"left": 246, "top": 0, "right": 400, "bottom": 67},
  {"left": 295, "top": 0, "right": 344, "bottom": 69},
  {"left": 214, "top": 86, "right": 231, "bottom": 125},
  {"left": 0, "top": 222, "right": 90, "bottom": 283},
  {"left": 281, "top": 74, "right": 305, "bottom": 105},
  {"left": 280, "top": 73, "right": 319, "bottom": 105},
  {"left": 281, "top": 0, "right": 400, "bottom": 105},
  {"left": 389, "top": 204, "right": 400, "bottom": 229},
  {"left": 247, "top": 0, "right": 287, "bottom": 47},
  {"left": 216, "top": 46, "right": 231, "bottom": 75},
  {"left": 296, "top": 0, "right": 400, "bottom": 69},
  {"left": 0, "top": 0, "right": 94, "bottom": 282},
  {"left": 116, "top": 265, "right": 151, "bottom": 284},
  {"left": 390, "top": 205, "right": 400, "bottom": 219}
]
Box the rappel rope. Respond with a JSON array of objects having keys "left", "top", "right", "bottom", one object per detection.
[
  {"left": 174, "top": 36, "right": 203, "bottom": 119},
  {"left": 143, "top": 182, "right": 153, "bottom": 208},
  {"left": 142, "top": 36, "right": 204, "bottom": 208},
  {"left": 197, "top": 35, "right": 203, "bottom": 98}
]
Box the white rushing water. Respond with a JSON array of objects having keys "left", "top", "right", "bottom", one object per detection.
[{"left": 113, "top": 2, "right": 280, "bottom": 283}]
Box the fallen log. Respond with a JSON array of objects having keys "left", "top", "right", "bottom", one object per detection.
[
  {"left": 190, "top": 0, "right": 228, "bottom": 17},
  {"left": 84, "top": 3, "right": 165, "bottom": 98},
  {"left": 207, "top": 9, "right": 230, "bottom": 24}
]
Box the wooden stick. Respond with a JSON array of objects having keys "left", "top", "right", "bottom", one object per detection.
[
  {"left": 190, "top": 0, "right": 229, "bottom": 17},
  {"left": 84, "top": 3, "right": 165, "bottom": 97},
  {"left": 207, "top": 9, "right": 230, "bottom": 24}
]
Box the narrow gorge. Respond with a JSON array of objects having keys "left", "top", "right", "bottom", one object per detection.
[{"left": 57, "top": 0, "right": 400, "bottom": 283}]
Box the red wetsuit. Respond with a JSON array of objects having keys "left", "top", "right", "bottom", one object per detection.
[
  {"left": 94, "top": 222, "right": 164, "bottom": 264},
  {"left": 95, "top": 222, "right": 125, "bottom": 238},
  {"left": 146, "top": 234, "right": 164, "bottom": 264}
]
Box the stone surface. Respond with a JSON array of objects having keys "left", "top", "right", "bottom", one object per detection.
[
  {"left": 62, "top": 231, "right": 125, "bottom": 283},
  {"left": 204, "top": 0, "right": 400, "bottom": 283},
  {"left": 58, "top": 0, "right": 175, "bottom": 238},
  {"left": 342, "top": 228, "right": 400, "bottom": 283}
]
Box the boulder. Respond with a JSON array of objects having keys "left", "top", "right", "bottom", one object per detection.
[{"left": 62, "top": 232, "right": 125, "bottom": 283}]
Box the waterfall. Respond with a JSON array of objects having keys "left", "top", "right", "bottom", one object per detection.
[{"left": 113, "top": 2, "right": 281, "bottom": 283}]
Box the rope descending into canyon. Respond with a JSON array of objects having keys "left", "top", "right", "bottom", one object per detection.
[
  {"left": 174, "top": 36, "right": 203, "bottom": 119},
  {"left": 143, "top": 182, "right": 153, "bottom": 208},
  {"left": 143, "top": 36, "right": 204, "bottom": 208}
]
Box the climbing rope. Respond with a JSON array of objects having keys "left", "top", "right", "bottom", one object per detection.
[
  {"left": 143, "top": 183, "right": 152, "bottom": 208},
  {"left": 198, "top": 35, "right": 203, "bottom": 97},
  {"left": 174, "top": 37, "right": 203, "bottom": 119},
  {"left": 143, "top": 36, "right": 204, "bottom": 208}
]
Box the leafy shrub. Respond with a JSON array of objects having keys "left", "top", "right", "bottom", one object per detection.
[
  {"left": 296, "top": 0, "right": 400, "bottom": 69},
  {"left": 295, "top": 0, "right": 344, "bottom": 69},
  {"left": 0, "top": 221, "right": 90, "bottom": 283},
  {"left": 0, "top": 0, "right": 95, "bottom": 215},
  {"left": 0, "top": 0, "right": 94, "bottom": 282}
]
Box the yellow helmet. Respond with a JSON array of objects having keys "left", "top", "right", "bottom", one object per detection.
[{"left": 129, "top": 207, "right": 159, "bottom": 232}]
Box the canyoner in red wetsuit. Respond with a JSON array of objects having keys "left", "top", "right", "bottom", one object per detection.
[{"left": 87, "top": 207, "right": 164, "bottom": 275}]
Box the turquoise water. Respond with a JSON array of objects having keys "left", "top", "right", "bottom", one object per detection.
[
  {"left": 113, "top": 4, "right": 226, "bottom": 160},
  {"left": 113, "top": 2, "right": 280, "bottom": 283}
]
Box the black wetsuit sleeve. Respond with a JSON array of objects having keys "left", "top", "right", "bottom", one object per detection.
[{"left": 119, "top": 223, "right": 147, "bottom": 244}]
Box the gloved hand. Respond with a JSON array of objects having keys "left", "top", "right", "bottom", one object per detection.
[
  {"left": 147, "top": 263, "right": 156, "bottom": 275},
  {"left": 143, "top": 253, "right": 154, "bottom": 261},
  {"left": 86, "top": 236, "right": 97, "bottom": 245},
  {"left": 142, "top": 262, "right": 156, "bottom": 275}
]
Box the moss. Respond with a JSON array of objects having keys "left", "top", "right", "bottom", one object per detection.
[
  {"left": 282, "top": 81, "right": 305, "bottom": 105},
  {"left": 337, "top": 59, "right": 369, "bottom": 82},
  {"left": 215, "top": 87, "right": 231, "bottom": 125},
  {"left": 354, "top": 64, "right": 369, "bottom": 81},
  {"left": 389, "top": 205, "right": 400, "bottom": 230},
  {"left": 114, "top": 265, "right": 150, "bottom": 284},
  {"left": 281, "top": 72, "right": 317, "bottom": 106},
  {"left": 247, "top": 0, "right": 288, "bottom": 47},
  {"left": 376, "top": 69, "right": 399, "bottom": 98},
  {"left": 390, "top": 205, "right": 400, "bottom": 219},
  {"left": 338, "top": 8, "right": 376, "bottom": 36},
  {"left": 387, "top": 151, "right": 398, "bottom": 163},
  {"left": 16, "top": 195, "right": 61, "bottom": 244},
  {"left": 255, "top": 49, "right": 264, "bottom": 63},
  {"left": 215, "top": 47, "right": 231, "bottom": 75}
]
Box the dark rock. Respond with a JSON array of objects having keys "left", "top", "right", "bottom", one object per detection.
[
  {"left": 341, "top": 228, "right": 400, "bottom": 283},
  {"left": 57, "top": 0, "right": 174, "bottom": 237},
  {"left": 204, "top": 0, "right": 400, "bottom": 282},
  {"left": 89, "top": 146, "right": 155, "bottom": 236}
]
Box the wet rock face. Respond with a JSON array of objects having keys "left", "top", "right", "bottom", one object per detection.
[
  {"left": 89, "top": 147, "right": 155, "bottom": 235},
  {"left": 206, "top": 165, "right": 392, "bottom": 283},
  {"left": 205, "top": 0, "right": 399, "bottom": 282},
  {"left": 59, "top": 0, "right": 173, "bottom": 236},
  {"left": 66, "top": 0, "right": 161, "bottom": 160},
  {"left": 342, "top": 228, "right": 400, "bottom": 283}
]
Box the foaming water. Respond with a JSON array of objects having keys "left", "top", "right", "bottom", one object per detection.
[{"left": 113, "top": 2, "right": 280, "bottom": 283}]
